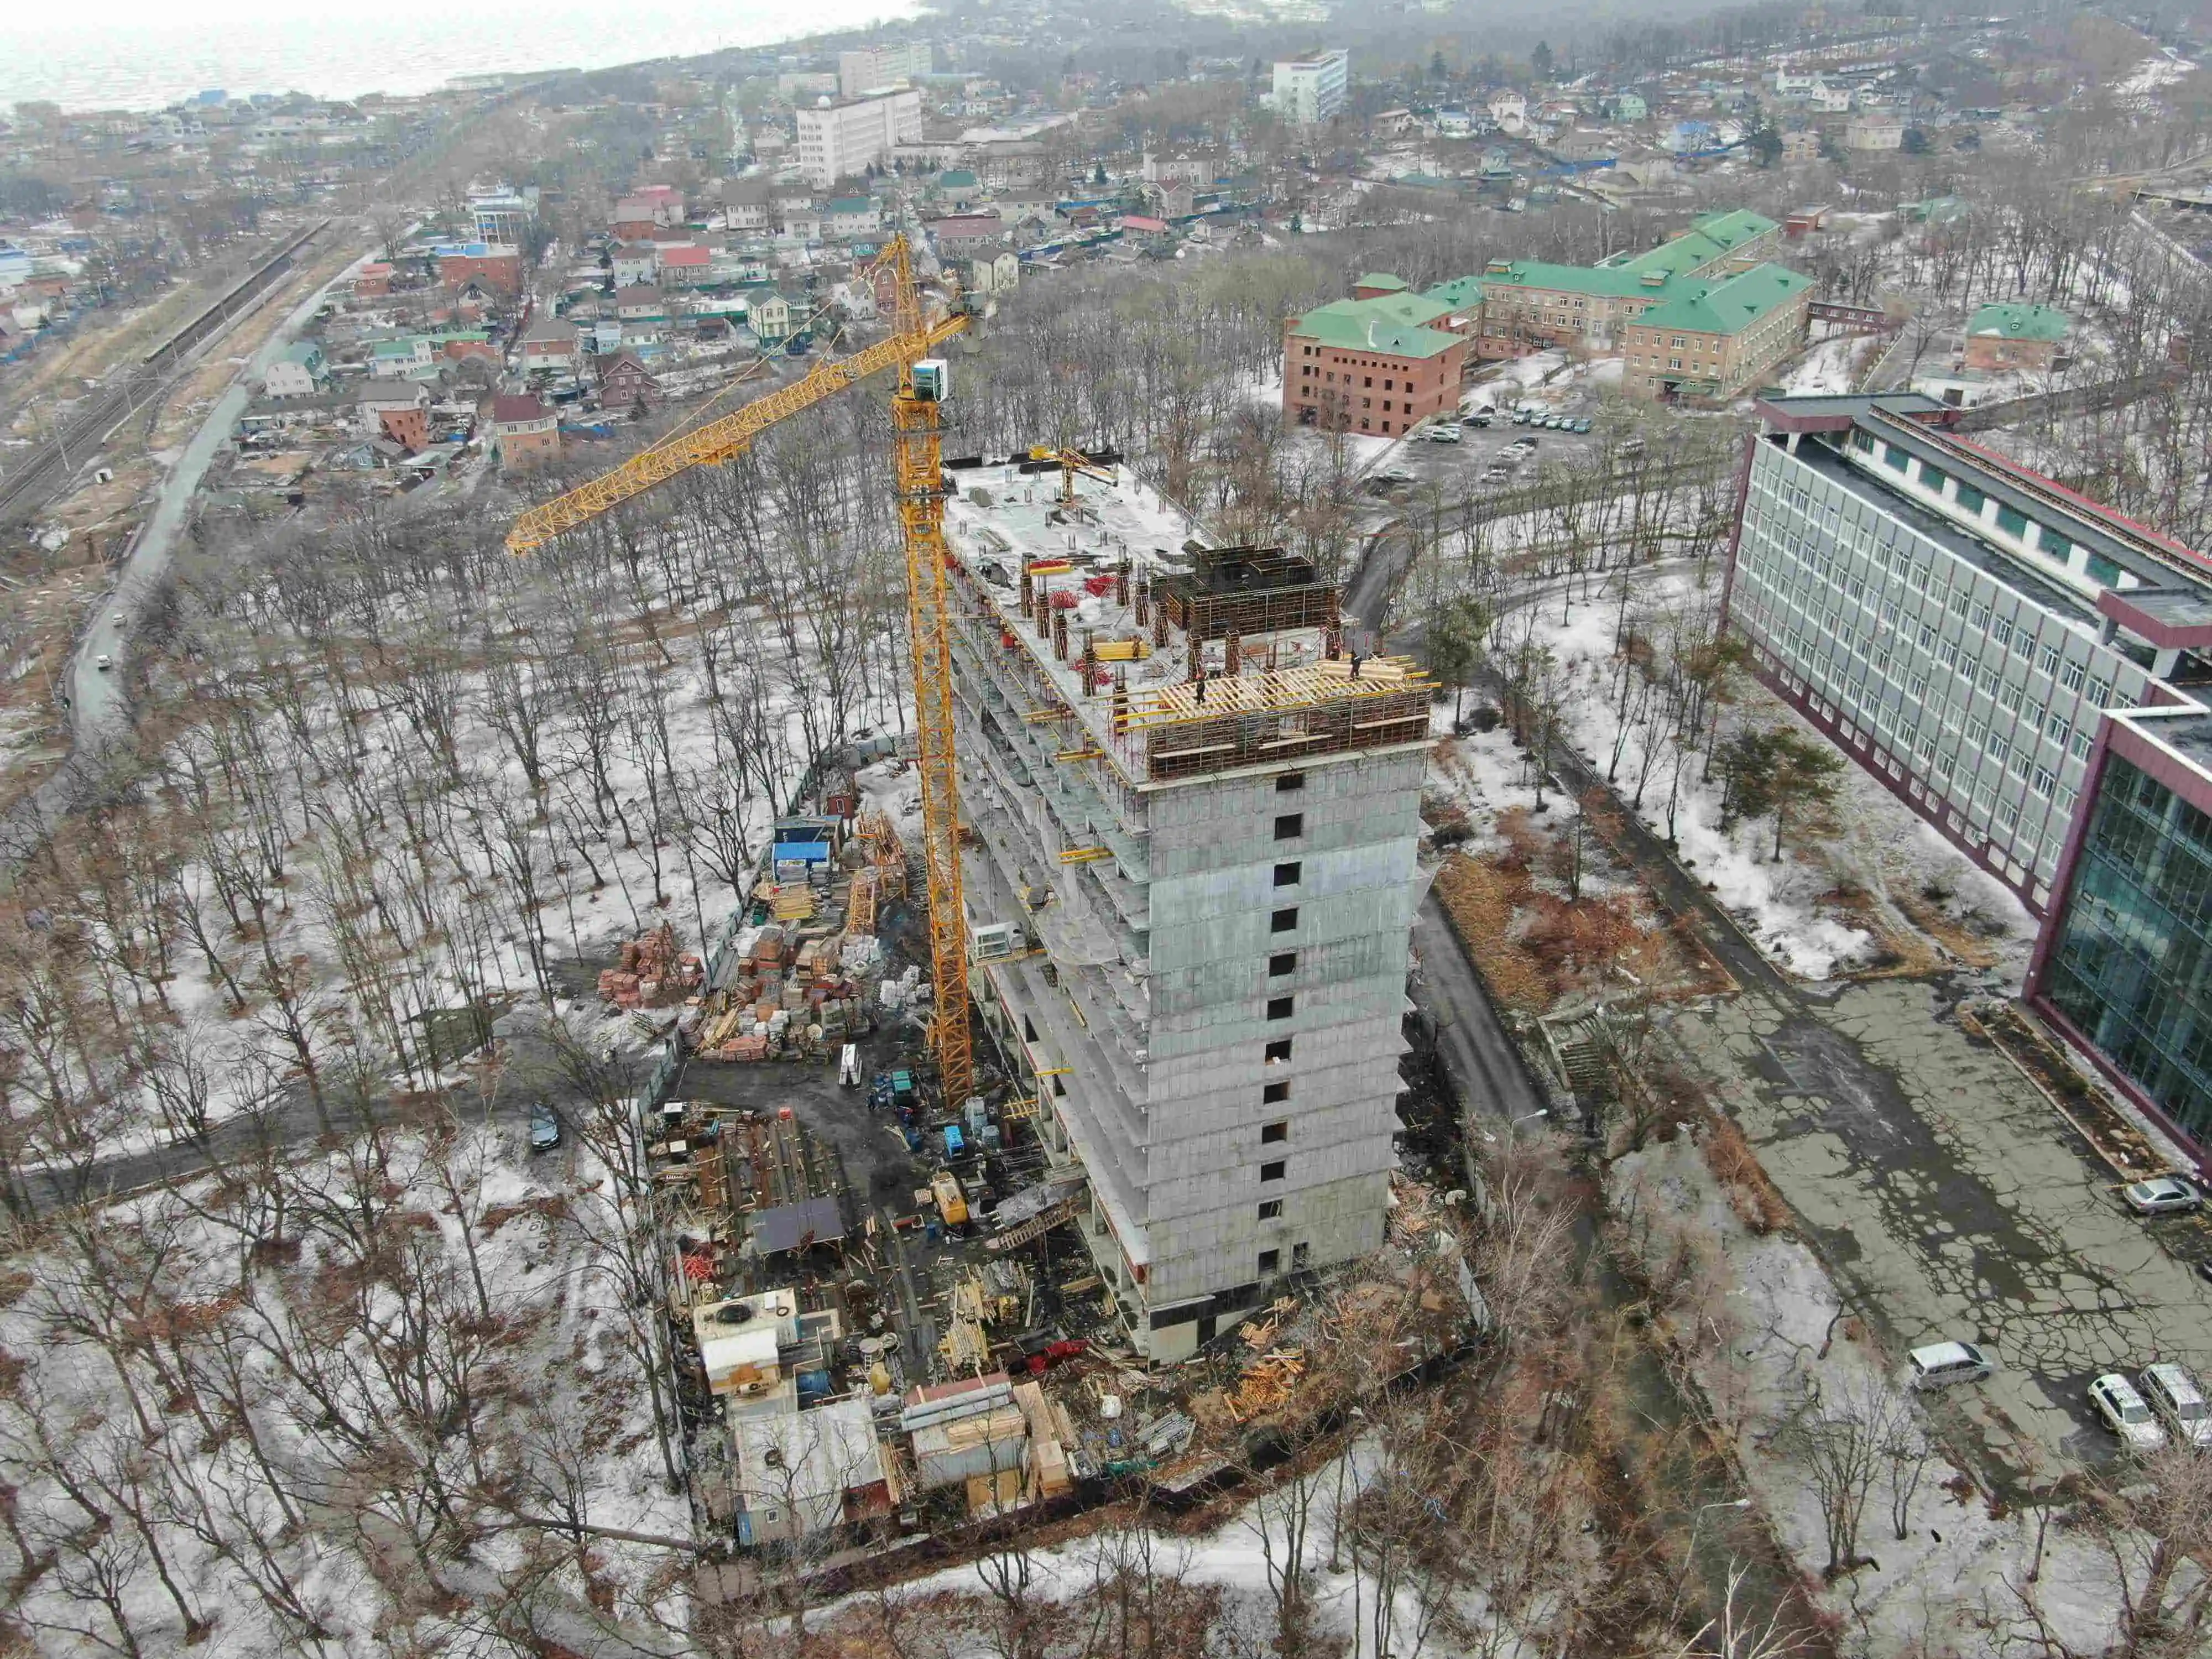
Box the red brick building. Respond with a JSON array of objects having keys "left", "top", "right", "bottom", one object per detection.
[
  {"left": 436, "top": 244, "right": 523, "bottom": 298},
  {"left": 1281, "top": 289, "right": 1468, "bottom": 435},
  {"left": 377, "top": 405, "right": 429, "bottom": 452}
]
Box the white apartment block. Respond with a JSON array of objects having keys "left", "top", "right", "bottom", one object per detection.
[
  {"left": 1727, "top": 394, "right": 2188, "bottom": 912},
  {"left": 942, "top": 479, "right": 1424, "bottom": 1362},
  {"left": 839, "top": 41, "right": 934, "bottom": 100},
  {"left": 794, "top": 87, "right": 923, "bottom": 187},
  {"left": 1272, "top": 49, "right": 1350, "bottom": 126}
]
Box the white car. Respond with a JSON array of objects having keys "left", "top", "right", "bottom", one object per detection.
[
  {"left": 1908, "top": 1340, "right": 1994, "bottom": 1390},
  {"left": 2122, "top": 1175, "right": 2201, "bottom": 1216},
  {"left": 2089, "top": 1372, "right": 2168, "bottom": 1451},
  {"left": 1427, "top": 424, "right": 1462, "bottom": 444},
  {"left": 94, "top": 654, "right": 112, "bottom": 672},
  {"left": 2139, "top": 1363, "right": 2212, "bottom": 1449}
]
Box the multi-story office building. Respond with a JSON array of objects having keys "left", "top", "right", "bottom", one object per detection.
[
  {"left": 1728, "top": 393, "right": 2212, "bottom": 1160},
  {"left": 838, "top": 41, "right": 934, "bottom": 100},
  {"left": 1272, "top": 49, "right": 1349, "bottom": 126},
  {"left": 941, "top": 478, "right": 1428, "bottom": 1360},
  {"left": 794, "top": 87, "right": 923, "bottom": 189}
]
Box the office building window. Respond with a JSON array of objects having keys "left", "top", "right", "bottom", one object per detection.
[
  {"left": 1265, "top": 1037, "right": 1293, "bottom": 1063},
  {"left": 1260, "top": 1161, "right": 1286, "bottom": 1183},
  {"left": 1275, "top": 813, "right": 1304, "bottom": 841},
  {"left": 1259, "top": 1201, "right": 1283, "bottom": 1220},
  {"left": 1273, "top": 861, "right": 1301, "bottom": 888},
  {"left": 1996, "top": 505, "right": 2030, "bottom": 539},
  {"left": 1269, "top": 952, "right": 1297, "bottom": 977},
  {"left": 1956, "top": 483, "right": 1986, "bottom": 513},
  {"left": 1271, "top": 907, "right": 1298, "bottom": 932},
  {"left": 1266, "top": 995, "right": 1295, "bottom": 1021},
  {"left": 2060, "top": 659, "right": 2086, "bottom": 692}
]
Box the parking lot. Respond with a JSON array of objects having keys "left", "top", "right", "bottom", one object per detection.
[
  {"left": 1364, "top": 375, "right": 1619, "bottom": 498},
  {"left": 1662, "top": 978, "right": 2212, "bottom": 1491}
]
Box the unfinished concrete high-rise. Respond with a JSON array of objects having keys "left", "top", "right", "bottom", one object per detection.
[{"left": 942, "top": 472, "right": 1428, "bottom": 1360}]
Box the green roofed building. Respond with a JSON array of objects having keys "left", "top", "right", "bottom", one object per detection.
[
  {"left": 1427, "top": 207, "right": 1792, "bottom": 365},
  {"left": 1621, "top": 263, "right": 1814, "bottom": 401},
  {"left": 1352, "top": 272, "right": 1408, "bottom": 295},
  {"left": 1283, "top": 290, "right": 1471, "bottom": 434},
  {"left": 1964, "top": 301, "right": 2070, "bottom": 372}
]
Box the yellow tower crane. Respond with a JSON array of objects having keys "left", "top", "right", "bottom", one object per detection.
[{"left": 503, "top": 236, "right": 976, "bottom": 1112}]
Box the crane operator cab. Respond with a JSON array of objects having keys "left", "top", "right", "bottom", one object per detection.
[{"left": 911, "top": 359, "right": 951, "bottom": 403}]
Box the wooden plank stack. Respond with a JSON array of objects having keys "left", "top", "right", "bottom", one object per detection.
[{"left": 597, "top": 923, "right": 703, "bottom": 1009}]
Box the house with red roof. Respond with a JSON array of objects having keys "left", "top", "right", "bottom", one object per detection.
[{"left": 490, "top": 393, "right": 559, "bottom": 467}]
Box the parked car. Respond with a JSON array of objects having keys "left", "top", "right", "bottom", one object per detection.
[
  {"left": 1512, "top": 408, "right": 1532, "bottom": 425},
  {"left": 1545, "top": 414, "right": 1567, "bottom": 430},
  {"left": 2090, "top": 1372, "right": 2168, "bottom": 1451},
  {"left": 1428, "top": 423, "right": 1463, "bottom": 444},
  {"left": 2139, "top": 1363, "right": 2212, "bottom": 1448},
  {"left": 1571, "top": 418, "right": 1593, "bottom": 434},
  {"left": 95, "top": 654, "right": 112, "bottom": 672},
  {"left": 528, "top": 1102, "right": 563, "bottom": 1153},
  {"left": 2122, "top": 1174, "right": 2201, "bottom": 1216},
  {"left": 1908, "top": 1340, "right": 1994, "bottom": 1390},
  {"left": 1469, "top": 410, "right": 1494, "bottom": 427}
]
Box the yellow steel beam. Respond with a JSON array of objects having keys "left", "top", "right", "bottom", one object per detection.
[
  {"left": 1058, "top": 846, "right": 1113, "bottom": 864},
  {"left": 504, "top": 309, "right": 966, "bottom": 555}
]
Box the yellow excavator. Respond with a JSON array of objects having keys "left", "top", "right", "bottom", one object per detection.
[{"left": 504, "top": 237, "right": 976, "bottom": 1112}]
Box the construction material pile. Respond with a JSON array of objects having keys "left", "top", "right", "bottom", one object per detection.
[
  {"left": 687, "top": 923, "right": 875, "bottom": 1062},
  {"left": 597, "top": 924, "right": 703, "bottom": 1009}
]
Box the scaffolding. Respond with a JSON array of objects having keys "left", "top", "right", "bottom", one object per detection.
[{"left": 1156, "top": 546, "right": 1338, "bottom": 641}]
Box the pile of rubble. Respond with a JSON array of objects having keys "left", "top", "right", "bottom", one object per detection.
[
  {"left": 687, "top": 923, "right": 875, "bottom": 1062},
  {"left": 597, "top": 924, "right": 703, "bottom": 1010}
]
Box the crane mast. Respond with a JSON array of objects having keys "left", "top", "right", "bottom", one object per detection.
[
  {"left": 883, "top": 238, "right": 974, "bottom": 1114},
  {"left": 504, "top": 235, "right": 974, "bottom": 1112}
]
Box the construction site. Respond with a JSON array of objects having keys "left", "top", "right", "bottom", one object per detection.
[{"left": 537, "top": 241, "right": 1485, "bottom": 1563}]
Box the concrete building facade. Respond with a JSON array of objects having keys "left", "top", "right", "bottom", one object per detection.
[
  {"left": 795, "top": 87, "right": 924, "bottom": 188},
  {"left": 941, "top": 491, "right": 1426, "bottom": 1360},
  {"left": 1272, "top": 50, "right": 1349, "bottom": 126},
  {"left": 838, "top": 41, "right": 933, "bottom": 99}
]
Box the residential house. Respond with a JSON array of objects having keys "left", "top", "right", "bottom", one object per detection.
[
  {"left": 745, "top": 289, "right": 793, "bottom": 342},
  {"left": 929, "top": 214, "right": 1008, "bottom": 256},
  {"left": 489, "top": 393, "right": 560, "bottom": 466},
  {"left": 658, "top": 244, "right": 714, "bottom": 288},
  {"left": 1780, "top": 129, "right": 1821, "bottom": 164},
  {"left": 780, "top": 206, "right": 823, "bottom": 243},
  {"left": 966, "top": 252, "right": 1021, "bottom": 294},
  {"left": 724, "top": 179, "right": 774, "bottom": 233},
  {"left": 1844, "top": 114, "right": 1905, "bottom": 150},
  {"left": 353, "top": 262, "right": 393, "bottom": 298},
  {"left": 1608, "top": 91, "right": 1648, "bottom": 122},
  {"left": 1488, "top": 91, "right": 1528, "bottom": 133},
  {"left": 1619, "top": 264, "right": 1813, "bottom": 401},
  {"left": 370, "top": 336, "right": 440, "bottom": 379},
  {"left": 519, "top": 315, "right": 584, "bottom": 375},
  {"left": 934, "top": 169, "right": 981, "bottom": 209},
  {"left": 1282, "top": 286, "right": 1469, "bottom": 435},
  {"left": 612, "top": 242, "right": 660, "bottom": 288},
  {"left": 357, "top": 382, "right": 431, "bottom": 443},
  {"left": 597, "top": 349, "right": 662, "bottom": 412},
  {"left": 825, "top": 197, "right": 881, "bottom": 237},
  {"left": 263, "top": 340, "right": 326, "bottom": 398},
  {"left": 1963, "top": 302, "right": 2070, "bottom": 373}
]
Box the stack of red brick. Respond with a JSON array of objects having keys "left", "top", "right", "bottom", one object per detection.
[
  {"left": 686, "top": 924, "right": 874, "bottom": 1061},
  {"left": 597, "top": 924, "right": 704, "bottom": 1010}
]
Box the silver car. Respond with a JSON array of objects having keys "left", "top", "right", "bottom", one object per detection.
[
  {"left": 2122, "top": 1174, "right": 2201, "bottom": 1216},
  {"left": 2140, "top": 1363, "right": 2212, "bottom": 1449},
  {"left": 1908, "top": 1340, "right": 1993, "bottom": 1390}
]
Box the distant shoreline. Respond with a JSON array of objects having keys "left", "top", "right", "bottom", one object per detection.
[{"left": 0, "top": 0, "right": 926, "bottom": 115}]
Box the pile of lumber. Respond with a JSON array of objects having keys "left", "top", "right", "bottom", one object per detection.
[
  {"left": 598, "top": 924, "right": 702, "bottom": 1009},
  {"left": 1224, "top": 1348, "right": 1305, "bottom": 1423}
]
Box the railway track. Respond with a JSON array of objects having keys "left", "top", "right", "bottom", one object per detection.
[{"left": 0, "top": 218, "right": 331, "bottom": 531}]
